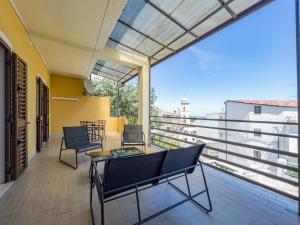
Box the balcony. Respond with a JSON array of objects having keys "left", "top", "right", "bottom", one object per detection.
[
  {"left": 0, "top": 0, "right": 300, "bottom": 224},
  {"left": 0, "top": 133, "right": 298, "bottom": 225},
  {"left": 151, "top": 115, "right": 298, "bottom": 199}
]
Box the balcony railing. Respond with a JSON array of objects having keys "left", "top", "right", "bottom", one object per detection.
[{"left": 150, "top": 115, "right": 299, "bottom": 200}]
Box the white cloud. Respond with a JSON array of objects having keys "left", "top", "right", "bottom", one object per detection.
[{"left": 188, "top": 47, "right": 231, "bottom": 75}]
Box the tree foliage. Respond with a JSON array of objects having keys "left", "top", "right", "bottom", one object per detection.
[{"left": 93, "top": 78, "right": 158, "bottom": 124}]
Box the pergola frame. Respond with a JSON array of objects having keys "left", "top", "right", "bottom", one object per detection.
[
  {"left": 92, "top": 61, "right": 138, "bottom": 83},
  {"left": 96, "top": 0, "right": 274, "bottom": 84},
  {"left": 91, "top": 0, "right": 300, "bottom": 213}
]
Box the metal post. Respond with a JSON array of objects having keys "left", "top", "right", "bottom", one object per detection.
[
  {"left": 273, "top": 126, "right": 280, "bottom": 158},
  {"left": 148, "top": 63, "right": 152, "bottom": 147},
  {"left": 295, "top": 0, "right": 300, "bottom": 216},
  {"left": 116, "top": 82, "right": 120, "bottom": 117},
  {"left": 225, "top": 102, "right": 228, "bottom": 160}
]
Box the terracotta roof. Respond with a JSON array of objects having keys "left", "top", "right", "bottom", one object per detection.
[{"left": 226, "top": 100, "right": 297, "bottom": 108}]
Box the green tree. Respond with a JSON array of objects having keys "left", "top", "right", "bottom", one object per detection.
[{"left": 93, "top": 78, "right": 159, "bottom": 124}]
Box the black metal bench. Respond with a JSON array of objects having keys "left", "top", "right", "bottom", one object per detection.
[
  {"left": 90, "top": 144, "right": 212, "bottom": 225},
  {"left": 59, "top": 126, "right": 103, "bottom": 169}
]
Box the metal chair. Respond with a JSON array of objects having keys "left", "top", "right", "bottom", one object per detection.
[
  {"left": 90, "top": 151, "right": 167, "bottom": 225},
  {"left": 121, "top": 125, "right": 145, "bottom": 150},
  {"left": 162, "top": 144, "right": 212, "bottom": 213},
  {"left": 97, "top": 120, "right": 106, "bottom": 140},
  {"left": 90, "top": 145, "right": 212, "bottom": 225},
  {"left": 59, "top": 126, "right": 103, "bottom": 169}
]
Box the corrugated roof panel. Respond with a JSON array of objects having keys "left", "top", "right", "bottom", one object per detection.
[
  {"left": 150, "top": 58, "right": 157, "bottom": 64},
  {"left": 150, "top": 0, "right": 183, "bottom": 14},
  {"left": 191, "top": 9, "right": 232, "bottom": 37},
  {"left": 130, "top": 4, "right": 185, "bottom": 45},
  {"left": 229, "top": 0, "right": 261, "bottom": 14},
  {"left": 135, "top": 37, "right": 162, "bottom": 56},
  {"left": 111, "top": 22, "right": 145, "bottom": 49},
  {"left": 106, "top": 39, "right": 147, "bottom": 58},
  {"left": 169, "top": 33, "right": 195, "bottom": 50},
  {"left": 102, "top": 0, "right": 272, "bottom": 82},
  {"left": 102, "top": 61, "right": 132, "bottom": 74},
  {"left": 170, "top": 0, "right": 221, "bottom": 29},
  {"left": 92, "top": 60, "right": 137, "bottom": 83},
  {"left": 153, "top": 48, "right": 173, "bottom": 61},
  {"left": 119, "top": 0, "right": 146, "bottom": 25}
]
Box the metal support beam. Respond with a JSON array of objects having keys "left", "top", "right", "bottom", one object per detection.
[
  {"left": 295, "top": 0, "right": 300, "bottom": 216},
  {"left": 149, "top": 0, "right": 235, "bottom": 59},
  {"left": 93, "top": 67, "right": 123, "bottom": 79},
  {"left": 96, "top": 62, "right": 133, "bottom": 75},
  {"left": 217, "top": 0, "right": 237, "bottom": 18},
  {"left": 118, "top": 19, "right": 175, "bottom": 52},
  {"left": 116, "top": 82, "right": 120, "bottom": 117},
  {"left": 118, "top": 68, "right": 136, "bottom": 82},
  {"left": 144, "top": 0, "right": 198, "bottom": 39},
  {"left": 109, "top": 37, "right": 151, "bottom": 59}
]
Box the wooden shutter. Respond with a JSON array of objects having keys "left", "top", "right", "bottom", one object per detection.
[
  {"left": 36, "top": 78, "right": 49, "bottom": 150},
  {"left": 36, "top": 78, "right": 43, "bottom": 152},
  {"left": 11, "top": 53, "right": 28, "bottom": 179},
  {"left": 43, "top": 86, "right": 49, "bottom": 142},
  {"left": 4, "top": 44, "right": 13, "bottom": 182}
]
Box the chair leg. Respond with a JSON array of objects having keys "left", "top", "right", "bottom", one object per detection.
[
  {"left": 199, "top": 161, "right": 212, "bottom": 212},
  {"left": 59, "top": 148, "right": 62, "bottom": 162},
  {"left": 167, "top": 163, "right": 212, "bottom": 213},
  {"left": 75, "top": 152, "right": 78, "bottom": 169},
  {"left": 59, "top": 138, "right": 64, "bottom": 162},
  {"left": 100, "top": 197, "right": 105, "bottom": 225},
  {"left": 59, "top": 149, "right": 78, "bottom": 169},
  {"left": 135, "top": 186, "right": 142, "bottom": 223}
]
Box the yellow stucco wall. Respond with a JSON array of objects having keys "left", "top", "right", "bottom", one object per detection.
[
  {"left": 0, "top": 0, "right": 51, "bottom": 158},
  {"left": 51, "top": 75, "right": 126, "bottom": 135}
]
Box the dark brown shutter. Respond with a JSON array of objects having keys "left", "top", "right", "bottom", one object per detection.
[
  {"left": 36, "top": 78, "right": 49, "bottom": 151},
  {"left": 43, "top": 86, "right": 49, "bottom": 142},
  {"left": 11, "top": 53, "right": 28, "bottom": 179},
  {"left": 36, "top": 78, "right": 43, "bottom": 152},
  {"left": 4, "top": 44, "right": 12, "bottom": 182}
]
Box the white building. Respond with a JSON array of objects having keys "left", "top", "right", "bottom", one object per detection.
[
  {"left": 180, "top": 97, "right": 190, "bottom": 124},
  {"left": 224, "top": 100, "right": 298, "bottom": 176}
]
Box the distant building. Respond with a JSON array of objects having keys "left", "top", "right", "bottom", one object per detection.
[
  {"left": 224, "top": 100, "right": 298, "bottom": 176},
  {"left": 180, "top": 97, "right": 190, "bottom": 124}
]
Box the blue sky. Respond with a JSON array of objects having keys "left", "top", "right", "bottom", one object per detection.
[{"left": 132, "top": 0, "right": 297, "bottom": 116}]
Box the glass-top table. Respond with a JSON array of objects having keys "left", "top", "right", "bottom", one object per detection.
[
  {"left": 87, "top": 147, "right": 148, "bottom": 163},
  {"left": 87, "top": 147, "right": 157, "bottom": 176}
]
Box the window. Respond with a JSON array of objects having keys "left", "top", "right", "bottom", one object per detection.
[
  {"left": 254, "top": 150, "right": 261, "bottom": 159},
  {"left": 254, "top": 105, "right": 262, "bottom": 114},
  {"left": 254, "top": 128, "right": 261, "bottom": 137}
]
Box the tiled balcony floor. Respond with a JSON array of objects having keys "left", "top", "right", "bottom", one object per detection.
[{"left": 0, "top": 133, "right": 299, "bottom": 225}]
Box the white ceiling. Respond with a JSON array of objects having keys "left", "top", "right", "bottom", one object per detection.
[{"left": 11, "top": 0, "right": 127, "bottom": 77}]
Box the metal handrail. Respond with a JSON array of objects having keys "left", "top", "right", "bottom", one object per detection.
[
  {"left": 150, "top": 115, "right": 298, "bottom": 125},
  {"left": 151, "top": 127, "right": 298, "bottom": 158},
  {"left": 151, "top": 120, "right": 298, "bottom": 138},
  {"left": 151, "top": 134, "right": 298, "bottom": 172}
]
